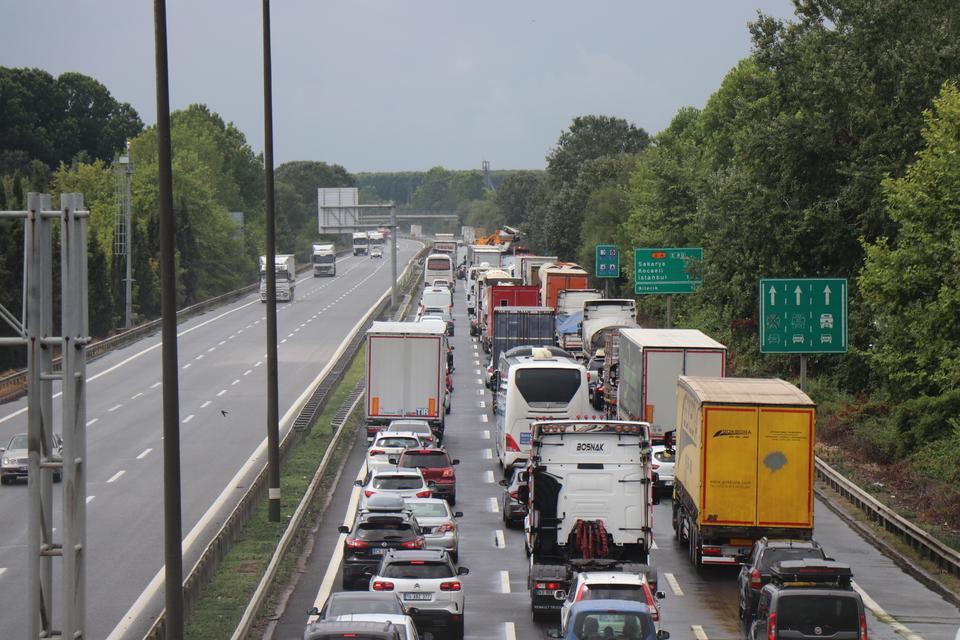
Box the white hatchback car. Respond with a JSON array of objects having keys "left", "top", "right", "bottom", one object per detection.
[
  {"left": 369, "top": 549, "right": 469, "bottom": 640},
  {"left": 358, "top": 469, "right": 432, "bottom": 509},
  {"left": 332, "top": 613, "right": 420, "bottom": 639},
  {"left": 560, "top": 571, "right": 664, "bottom": 633},
  {"left": 651, "top": 444, "right": 676, "bottom": 496},
  {"left": 367, "top": 432, "right": 427, "bottom": 473}
]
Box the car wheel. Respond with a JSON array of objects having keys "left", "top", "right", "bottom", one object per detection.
[
  {"left": 453, "top": 617, "right": 465, "bottom": 640},
  {"left": 0, "top": 476, "right": 7, "bottom": 485},
  {"left": 448, "top": 494, "right": 456, "bottom": 505},
  {"left": 54, "top": 471, "right": 62, "bottom": 483}
]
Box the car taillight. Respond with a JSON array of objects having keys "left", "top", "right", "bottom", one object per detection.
[
  {"left": 767, "top": 612, "right": 777, "bottom": 640},
  {"left": 587, "top": 371, "right": 591, "bottom": 382},
  {"left": 372, "top": 580, "right": 395, "bottom": 591},
  {"left": 750, "top": 568, "right": 762, "bottom": 589},
  {"left": 441, "top": 468, "right": 455, "bottom": 478},
  {"left": 364, "top": 490, "right": 375, "bottom": 498},
  {"left": 535, "top": 582, "right": 561, "bottom": 590},
  {"left": 436, "top": 522, "right": 457, "bottom": 534},
  {"left": 369, "top": 449, "right": 385, "bottom": 456},
  {"left": 345, "top": 538, "right": 369, "bottom": 549},
  {"left": 440, "top": 581, "right": 461, "bottom": 591},
  {"left": 505, "top": 434, "right": 521, "bottom": 452},
  {"left": 644, "top": 585, "right": 659, "bottom": 621},
  {"left": 702, "top": 546, "right": 722, "bottom": 556},
  {"left": 416, "top": 489, "right": 432, "bottom": 498},
  {"left": 652, "top": 462, "right": 660, "bottom": 471},
  {"left": 859, "top": 611, "right": 868, "bottom": 640},
  {"left": 401, "top": 537, "right": 425, "bottom": 549},
  {"left": 508, "top": 490, "right": 519, "bottom": 500}
]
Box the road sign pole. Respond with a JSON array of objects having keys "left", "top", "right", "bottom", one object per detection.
[
  {"left": 799, "top": 354, "right": 807, "bottom": 392},
  {"left": 666, "top": 295, "right": 672, "bottom": 328},
  {"left": 604, "top": 280, "right": 609, "bottom": 298}
]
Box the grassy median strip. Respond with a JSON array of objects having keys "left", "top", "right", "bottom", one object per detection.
[{"left": 185, "top": 348, "right": 366, "bottom": 640}]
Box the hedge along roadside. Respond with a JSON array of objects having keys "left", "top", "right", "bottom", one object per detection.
[{"left": 131, "top": 242, "right": 428, "bottom": 640}]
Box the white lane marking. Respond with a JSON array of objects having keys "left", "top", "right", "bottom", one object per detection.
[
  {"left": 665, "top": 572, "right": 684, "bottom": 596},
  {"left": 130, "top": 392, "right": 144, "bottom": 400},
  {"left": 473, "top": 359, "right": 480, "bottom": 365},
  {"left": 86, "top": 496, "right": 95, "bottom": 504},
  {"left": 216, "top": 389, "right": 227, "bottom": 397},
  {"left": 477, "top": 389, "right": 484, "bottom": 396},
  {"left": 480, "top": 414, "right": 488, "bottom": 423},
  {"left": 150, "top": 382, "right": 161, "bottom": 389},
  {"left": 0, "top": 568, "right": 6, "bottom": 578},
  {"left": 200, "top": 401, "right": 211, "bottom": 409},
  {"left": 500, "top": 570, "right": 511, "bottom": 594},
  {"left": 182, "top": 363, "right": 191, "bottom": 370},
  {"left": 476, "top": 378, "right": 483, "bottom": 385},
  {"left": 107, "top": 470, "right": 125, "bottom": 484},
  {"left": 504, "top": 622, "right": 517, "bottom": 640},
  {"left": 483, "top": 448, "right": 492, "bottom": 459},
  {"left": 482, "top": 429, "right": 490, "bottom": 439},
  {"left": 136, "top": 448, "right": 152, "bottom": 460},
  {"left": 218, "top": 340, "right": 226, "bottom": 346},
  {"left": 195, "top": 354, "right": 203, "bottom": 360},
  {"left": 182, "top": 414, "right": 194, "bottom": 424},
  {"left": 479, "top": 401, "right": 486, "bottom": 408},
  {"left": 281, "top": 338, "right": 287, "bottom": 344},
  {"left": 488, "top": 496, "right": 499, "bottom": 513},
  {"left": 495, "top": 529, "right": 506, "bottom": 548},
  {"left": 231, "top": 379, "right": 240, "bottom": 386},
  {"left": 853, "top": 581, "right": 924, "bottom": 640},
  {"left": 86, "top": 418, "right": 99, "bottom": 427},
  {"left": 108, "top": 404, "right": 122, "bottom": 412},
  {"left": 483, "top": 470, "right": 494, "bottom": 483},
  {"left": 652, "top": 539, "right": 659, "bottom": 550},
  {"left": 243, "top": 369, "right": 252, "bottom": 376},
  {"left": 691, "top": 625, "right": 708, "bottom": 640},
  {"left": 254, "top": 361, "right": 262, "bottom": 367},
  {"left": 475, "top": 368, "right": 481, "bottom": 375}
]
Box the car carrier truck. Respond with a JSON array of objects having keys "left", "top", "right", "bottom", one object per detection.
[
  {"left": 673, "top": 376, "right": 815, "bottom": 566},
  {"left": 525, "top": 419, "right": 657, "bottom": 618}
]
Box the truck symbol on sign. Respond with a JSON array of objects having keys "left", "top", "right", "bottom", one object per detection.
[{"left": 820, "top": 313, "right": 834, "bottom": 329}]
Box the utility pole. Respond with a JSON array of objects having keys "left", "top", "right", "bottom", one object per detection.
[
  {"left": 153, "top": 1, "right": 185, "bottom": 636},
  {"left": 390, "top": 205, "right": 398, "bottom": 309},
  {"left": 262, "top": 0, "right": 282, "bottom": 523},
  {"left": 114, "top": 149, "right": 134, "bottom": 328}
]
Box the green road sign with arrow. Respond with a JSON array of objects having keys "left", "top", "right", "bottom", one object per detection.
[{"left": 759, "top": 278, "right": 847, "bottom": 353}]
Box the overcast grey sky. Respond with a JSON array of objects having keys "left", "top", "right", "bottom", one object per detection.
[{"left": 2, "top": 1, "right": 796, "bottom": 172}]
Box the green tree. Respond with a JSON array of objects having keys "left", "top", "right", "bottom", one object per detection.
[{"left": 494, "top": 172, "right": 544, "bottom": 228}]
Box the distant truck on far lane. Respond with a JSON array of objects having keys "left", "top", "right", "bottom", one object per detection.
[
  {"left": 259, "top": 254, "right": 296, "bottom": 302},
  {"left": 352, "top": 232, "right": 369, "bottom": 256},
  {"left": 311, "top": 243, "right": 336, "bottom": 277}
]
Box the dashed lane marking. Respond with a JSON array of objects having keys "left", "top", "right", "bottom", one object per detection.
[
  {"left": 477, "top": 389, "right": 484, "bottom": 396},
  {"left": 665, "top": 572, "right": 684, "bottom": 596},
  {"left": 0, "top": 568, "right": 6, "bottom": 578},
  {"left": 483, "top": 448, "right": 492, "bottom": 459},
  {"left": 474, "top": 359, "right": 480, "bottom": 365},
  {"left": 195, "top": 355, "right": 203, "bottom": 360},
  {"left": 477, "top": 378, "right": 483, "bottom": 385},
  {"left": 108, "top": 404, "right": 122, "bottom": 412},
  {"left": 480, "top": 414, "right": 488, "bottom": 423},
  {"left": 692, "top": 625, "right": 708, "bottom": 640},
  {"left": 281, "top": 338, "right": 287, "bottom": 344},
  {"left": 500, "top": 570, "right": 511, "bottom": 594},
  {"left": 136, "top": 448, "right": 152, "bottom": 460},
  {"left": 479, "top": 401, "right": 486, "bottom": 408},
  {"left": 200, "top": 401, "right": 211, "bottom": 408},
  {"left": 475, "top": 368, "right": 481, "bottom": 374},
  {"left": 495, "top": 529, "right": 506, "bottom": 548},
  {"left": 218, "top": 340, "right": 226, "bottom": 346},
  {"left": 505, "top": 622, "right": 517, "bottom": 640},
  {"left": 150, "top": 382, "right": 160, "bottom": 389},
  {"left": 483, "top": 470, "right": 494, "bottom": 483},
  {"left": 131, "top": 392, "right": 144, "bottom": 400},
  {"left": 107, "top": 470, "right": 125, "bottom": 484},
  {"left": 244, "top": 369, "right": 252, "bottom": 376},
  {"left": 86, "top": 418, "right": 98, "bottom": 427},
  {"left": 183, "top": 363, "right": 191, "bottom": 370},
  {"left": 216, "top": 390, "right": 227, "bottom": 397},
  {"left": 488, "top": 497, "right": 499, "bottom": 513},
  {"left": 182, "top": 414, "right": 194, "bottom": 424},
  {"left": 482, "top": 430, "right": 490, "bottom": 439},
  {"left": 231, "top": 379, "right": 240, "bottom": 386},
  {"left": 86, "top": 496, "right": 95, "bottom": 504},
  {"left": 853, "top": 581, "right": 925, "bottom": 640},
  {"left": 207, "top": 347, "right": 215, "bottom": 352}
]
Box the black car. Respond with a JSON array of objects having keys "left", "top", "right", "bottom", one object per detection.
[
  {"left": 303, "top": 620, "right": 402, "bottom": 640},
  {"left": 309, "top": 591, "right": 405, "bottom": 620},
  {"left": 749, "top": 560, "right": 867, "bottom": 640},
  {"left": 338, "top": 511, "right": 425, "bottom": 590},
  {"left": 738, "top": 538, "right": 827, "bottom": 620}
]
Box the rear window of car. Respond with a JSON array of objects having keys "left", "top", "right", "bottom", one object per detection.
[
  {"left": 356, "top": 521, "right": 414, "bottom": 539},
  {"left": 400, "top": 452, "right": 450, "bottom": 468},
  {"left": 581, "top": 584, "right": 645, "bottom": 602},
  {"left": 325, "top": 597, "right": 403, "bottom": 617},
  {"left": 373, "top": 476, "right": 423, "bottom": 490},
  {"left": 375, "top": 438, "right": 418, "bottom": 449},
  {"left": 406, "top": 502, "right": 449, "bottom": 518},
  {"left": 778, "top": 594, "right": 859, "bottom": 633},
  {"left": 382, "top": 561, "right": 454, "bottom": 579},
  {"left": 760, "top": 547, "right": 826, "bottom": 570},
  {"left": 654, "top": 449, "right": 675, "bottom": 463},
  {"left": 572, "top": 613, "right": 652, "bottom": 639}
]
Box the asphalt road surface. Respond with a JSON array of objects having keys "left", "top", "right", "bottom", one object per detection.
[
  {"left": 273, "top": 281, "right": 960, "bottom": 640},
  {"left": 0, "top": 240, "right": 420, "bottom": 639}
]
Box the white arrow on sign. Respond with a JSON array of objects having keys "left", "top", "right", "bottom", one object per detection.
[
  {"left": 824, "top": 284, "right": 831, "bottom": 305},
  {"left": 794, "top": 285, "right": 802, "bottom": 306},
  {"left": 769, "top": 286, "right": 776, "bottom": 306}
]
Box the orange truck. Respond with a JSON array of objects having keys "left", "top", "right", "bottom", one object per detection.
[
  {"left": 672, "top": 376, "right": 815, "bottom": 566},
  {"left": 538, "top": 262, "right": 589, "bottom": 310}
]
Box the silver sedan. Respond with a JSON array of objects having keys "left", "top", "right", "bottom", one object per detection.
[{"left": 404, "top": 497, "right": 463, "bottom": 563}]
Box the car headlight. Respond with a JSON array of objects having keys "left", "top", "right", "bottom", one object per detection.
[{"left": 2, "top": 457, "right": 12, "bottom": 466}]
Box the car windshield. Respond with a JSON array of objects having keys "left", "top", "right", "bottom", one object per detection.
[
  {"left": 372, "top": 476, "right": 423, "bottom": 490},
  {"left": 7, "top": 435, "right": 27, "bottom": 450},
  {"left": 778, "top": 594, "right": 859, "bottom": 634},
  {"left": 313, "top": 255, "right": 335, "bottom": 264},
  {"left": 572, "top": 612, "right": 651, "bottom": 640},
  {"left": 388, "top": 425, "right": 431, "bottom": 437},
  {"left": 326, "top": 597, "right": 402, "bottom": 617},
  {"left": 514, "top": 368, "right": 582, "bottom": 406},
  {"left": 356, "top": 521, "right": 414, "bottom": 540},
  {"left": 653, "top": 449, "right": 675, "bottom": 463},
  {"left": 375, "top": 438, "right": 418, "bottom": 449},
  {"left": 400, "top": 452, "right": 450, "bottom": 468},
  {"left": 582, "top": 584, "right": 645, "bottom": 602},
  {"left": 382, "top": 561, "right": 453, "bottom": 580},
  {"left": 760, "top": 547, "right": 826, "bottom": 570},
  {"left": 406, "top": 502, "right": 448, "bottom": 518}
]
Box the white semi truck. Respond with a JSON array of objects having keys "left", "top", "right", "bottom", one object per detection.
[
  {"left": 352, "top": 232, "right": 369, "bottom": 256},
  {"left": 524, "top": 419, "right": 657, "bottom": 618},
  {"left": 580, "top": 299, "right": 638, "bottom": 360},
  {"left": 259, "top": 254, "right": 296, "bottom": 302},
  {"left": 311, "top": 243, "right": 337, "bottom": 277}
]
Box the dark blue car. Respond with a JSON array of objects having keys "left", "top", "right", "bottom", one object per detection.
[{"left": 548, "top": 599, "right": 670, "bottom": 640}]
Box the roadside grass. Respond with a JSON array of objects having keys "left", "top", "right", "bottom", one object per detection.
[{"left": 185, "top": 348, "right": 366, "bottom": 639}]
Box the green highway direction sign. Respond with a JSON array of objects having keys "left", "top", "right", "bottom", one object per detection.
[
  {"left": 634, "top": 247, "right": 703, "bottom": 294},
  {"left": 759, "top": 278, "right": 847, "bottom": 353},
  {"left": 595, "top": 244, "right": 620, "bottom": 278}
]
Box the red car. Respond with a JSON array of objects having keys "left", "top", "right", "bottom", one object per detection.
[{"left": 395, "top": 448, "right": 460, "bottom": 504}]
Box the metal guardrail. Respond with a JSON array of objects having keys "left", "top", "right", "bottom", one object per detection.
[
  {"left": 141, "top": 243, "right": 428, "bottom": 640},
  {"left": 815, "top": 456, "right": 960, "bottom": 578},
  {"left": 0, "top": 251, "right": 352, "bottom": 404}
]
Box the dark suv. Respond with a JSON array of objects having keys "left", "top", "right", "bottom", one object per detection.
[
  {"left": 338, "top": 511, "right": 425, "bottom": 590},
  {"left": 738, "top": 538, "right": 827, "bottom": 620},
  {"left": 749, "top": 560, "right": 868, "bottom": 640}
]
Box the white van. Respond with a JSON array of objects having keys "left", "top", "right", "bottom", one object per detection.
[
  {"left": 424, "top": 253, "right": 454, "bottom": 289},
  {"left": 494, "top": 348, "right": 591, "bottom": 472},
  {"left": 420, "top": 286, "right": 452, "bottom": 314}
]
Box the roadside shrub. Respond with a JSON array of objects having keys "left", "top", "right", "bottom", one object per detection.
[
  {"left": 892, "top": 390, "right": 960, "bottom": 457},
  {"left": 909, "top": 419, "right": 960, "bottom": 484}
]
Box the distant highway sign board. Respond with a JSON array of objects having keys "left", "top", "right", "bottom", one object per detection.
[
  {"left": 759, "top": 278, "right": 847, "bottom": 353},
  {"left": 595, "top": 244, "right": 620, "bottom": 278},
  {"left": 634, "top": 248, "right": 703, "bottom": 294}
]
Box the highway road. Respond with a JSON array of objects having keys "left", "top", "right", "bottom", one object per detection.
[
  {"left": 272, "top": 287, "right": 960, "bottom": 640},
  {"left": 0, "top": 239, "right": 421, "bottom": 639}
]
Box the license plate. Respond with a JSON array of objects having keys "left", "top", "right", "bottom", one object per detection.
[
  {"left": 664, "top": 480, "right": 673, "bottom": 486},
  {"left": 370, "top": 547, "right": 388, "bottom": 555},
  {"left": 535, "top": 589, "right": 555, "bottom": 596},
  {"left": 403, "top": 592, "right": 432, "bottom": 601}
]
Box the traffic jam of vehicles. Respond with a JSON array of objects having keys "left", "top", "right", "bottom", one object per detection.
[{"left": 302, "top": 230, "right": 879, "bottom": 640}]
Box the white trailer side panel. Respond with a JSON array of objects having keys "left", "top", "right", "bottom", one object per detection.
[{"left": 366, "top": 334, "right": 442, "bottom": 422}]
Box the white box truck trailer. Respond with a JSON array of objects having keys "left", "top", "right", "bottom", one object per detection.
[
  {"left": 259, "top": 254, "right": 296, "bottom": 302},
  {"left": 311, "top": 243, "right": 336, "bottom": 277}
]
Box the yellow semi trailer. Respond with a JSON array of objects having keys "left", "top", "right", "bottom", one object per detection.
[{"left": 672, "top": 376, "right": 815, "bottom": 566}]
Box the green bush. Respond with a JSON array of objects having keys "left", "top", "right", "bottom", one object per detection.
[
  {"left": 909, "top": 419, "right": 960, "bottom": 484},
  {"left": 892, "top": 390, "right": 960, "bottom": 457}
]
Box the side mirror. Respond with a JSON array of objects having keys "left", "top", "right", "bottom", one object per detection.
[
  {"left": 452, "top": 459, "right": 460, "bottom": 465},
  {"left": 388, "top": 458, "right": 398, "bottom": 465},
  {"left": 0, "top": 448, "right": 4, "bottom": 454},
  {"left": 454, "top": 511, "right": 464, "bottom": 518},
  {"left": 354, "top": 479, "right": 363, "bottom": 487},
  {"left": 657, "top": 631, "right": 671, "bottom": 640},
  {"left": 406, "top": 606, "right": 420, "bottom": 615},
  {"left": 547, "top": 630, "right": 562, "bottom": 639},
  {"left": 337, "top": 525, "right": 350, "bottom": 534},
  {"left": 307, "top": 606, "right": 320, "bottom": 616},
  {"left": 457, "top": 566, "right": 470, "bottom": 575},
  {"left": 656, "top": 591, "right": 666, "bottom": 600},
  {"left": 427, "top": 480, "right": 436, "bottom": 487},
  {"left": 498, "top": 479, "right": 508, "bottom": 487}
]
